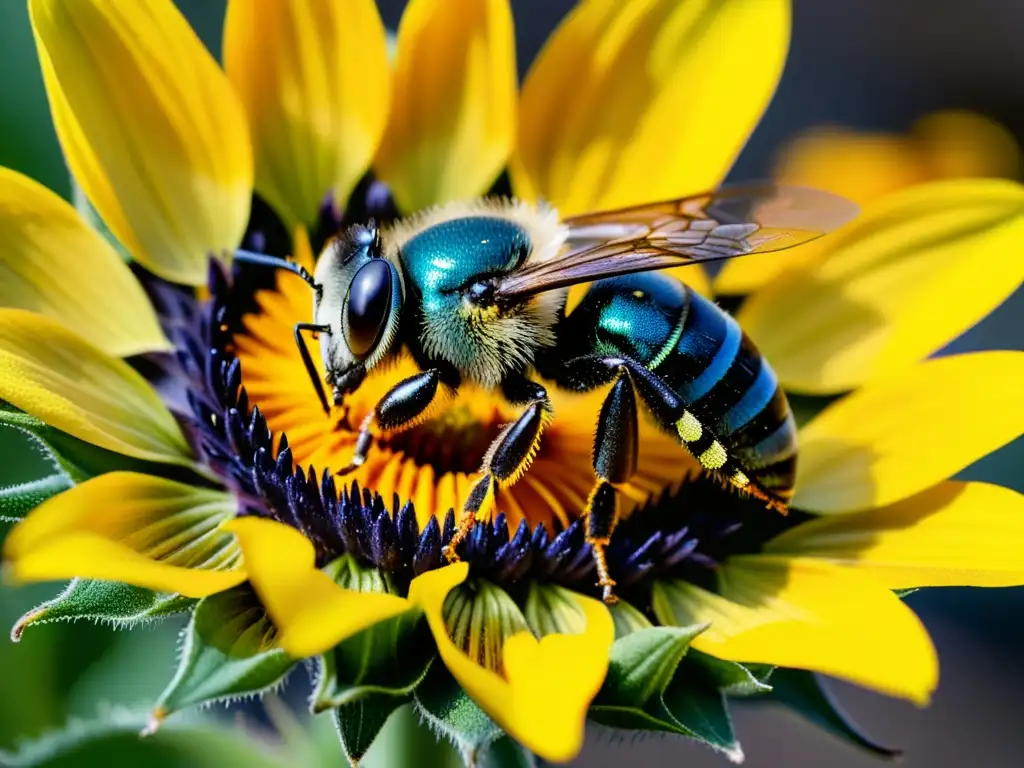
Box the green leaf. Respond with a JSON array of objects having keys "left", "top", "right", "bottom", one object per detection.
[
  {"left": 593, "top": 625, "right": 706, "bottom": 710},
  {"left": 414, "top": 662, "right": 503, "bottom": 762},
  {"left": 312, "top": 607, "right": 434, "bottom": 712},
  {"left": 13, "top": 580, "right": 194, "bottom": 641},
  {"left": 686, "top": 650, "right": 773, "bottom": 697},
  {"left": 761, "top": 668, "right": 901, "bottom": 759},
  {"left": 0, "top": 714, "right": 285, "bottom": 767},
  {"left": 154, "top": 585, "right": 295, "bottom": 720},
  {"left": 333, "top": 693, "right": 408, "bottom": 765}
]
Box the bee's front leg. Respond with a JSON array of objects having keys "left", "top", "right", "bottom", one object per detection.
[
  {"left": 443, "top": 375, "right": 552, "bottom": 562},
  {"left": 335, "top": 368, "right": 452, "bottom": 475}
]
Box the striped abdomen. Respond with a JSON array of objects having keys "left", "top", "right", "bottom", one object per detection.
[
  {"left": 563, "top": 273, "right": 797, "bottom": 506},
  {"left": 653, "top": 282, "right": 796, "bottom": 503}
]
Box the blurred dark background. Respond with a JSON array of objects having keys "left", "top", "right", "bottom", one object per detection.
[{"left": 1, "top": 1, "right": 1022, "bottom": 766}]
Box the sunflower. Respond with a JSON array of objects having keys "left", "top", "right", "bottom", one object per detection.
[{"left": 2, "top": 0, "right": 1024, "bottom": 765}]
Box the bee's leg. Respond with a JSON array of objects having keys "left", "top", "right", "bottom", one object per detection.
[
  {"left": 335, "top": 368, "right": 451, "bottom": 475},
  {"left": 621, "top": 357, "right": 789, "bottom": 514},
  {"left": 443, "top": 376, "right": 551, "bottom": 562},
  {"left": 582, "top": 367, "right": 639, "bottom": 604},
  {"left": 293, "top": 323, "right": 333, "bottom": 415}
]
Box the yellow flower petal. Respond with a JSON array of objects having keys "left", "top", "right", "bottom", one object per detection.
[
  {"left": 224, "top": 0, "right": 390, "bottom": 228},
  {"left": 652, "top": 556, "right": 937, "bottom": 704},
  {"left": 717, "top": 112, "right": 1023, "bottom": 296},
  {"left": 513, "top": 0, "right": 790, "bottom": 215},
  {"left": 0, "top": 309, "right": 192, "bottom": 465},
  {"left": 225, "top": 517, "right": 411, "bottom": 658},
  {"left": 739, "top": 179, "right": 1024, "bottom": 394},
  {"left": 374, "top": 0, "right": 516, "bottom": 213},
  {"left": 714, "top": 129, "right": 927, "bottom": 295},
  {"left": 29, "top": 0, "right": 253, "bottom": 285},
  {"left": 0, "top": 168, "right": 168, "bottom": 358},
  {"left": 767, "top": 481, "right": 1024, "bottom": 588},
  {"left": 3, "top": 472, "right": 243, "bottom": 597},
  {"left": 915, "top": 110, "right": 1022, "bottom": 182},
  {"left": 409, "top": 564, "right": 613, "bottom": 764},
  {"left": 794, "top": 352, "right": 1024, "bottom": 514}
]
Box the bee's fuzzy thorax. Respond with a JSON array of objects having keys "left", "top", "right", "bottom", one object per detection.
[
  {"left": 381, "top": 196, "right": 567, "bottom": 262},
  {"left": 381, "top": 197, "right": 571, "bottom": 386}
]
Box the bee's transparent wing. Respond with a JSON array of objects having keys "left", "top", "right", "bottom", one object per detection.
[{"left": 494, "top": 184, "right": 857, "bottom": 299}]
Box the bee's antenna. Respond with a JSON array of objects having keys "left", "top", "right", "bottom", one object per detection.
[{"left": 234, "top": 249, "right": 321, "bottom": 297}]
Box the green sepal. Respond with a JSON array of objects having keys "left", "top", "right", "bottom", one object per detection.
[
  {"left": 659, "top": 659, "right": 741, "bottom": 759},
  {"left": 588, "top": 624, "right": 742, "bottom": 759},
  {"left": 311, "top": 608, "right": 434, "bottom": 712},
  {"left": 0, "top": 474, "right": 73, "bottom": 522},
  {"left": 13, "top": 579, "right": 195, "bottom": 641},
  {"left": 332, "top": 693, "right": 410, "bottom": 765},
  {"left": 478, "top": 737, "right": 536, "bottom": 768},
  {"left": 687, "top": 650, "right": 773, "bottom": 696},
  {"left": 592, "top": 625, "right": 706, "bottom": 710},
  {"left": 311, "top": 555, "right": 435, "bottom": 713},
  {"left": 414, "top": 662, "right": 503, "bottom": 763},
  {"left": 0, "top": 403, "right": 166, "bottom": 484},
  {"left": 154, "top": 584, "right": 295, "bottom": 719},
  {"left": 758, "top": 668, "right": 901, "bottom": 759}
]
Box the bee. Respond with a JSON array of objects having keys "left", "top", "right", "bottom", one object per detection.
[{"left": 235, "top": 184, "right": 857, "bottom": 602}]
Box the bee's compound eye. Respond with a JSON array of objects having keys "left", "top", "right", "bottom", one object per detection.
[{"left": 345, "top": 259, "right": 393, "bottom": 358}]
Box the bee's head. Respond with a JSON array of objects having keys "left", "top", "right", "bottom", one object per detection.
[{"left": 313, "top": 224, "right": 404, "bottom": 403}]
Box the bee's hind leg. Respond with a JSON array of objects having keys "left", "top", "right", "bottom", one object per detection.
[
  {"left": 443, "top": 375, "right": 551, "bottom": 562},
  {"left": 582, "top": 366, "right": 640, "bottom": 604}
]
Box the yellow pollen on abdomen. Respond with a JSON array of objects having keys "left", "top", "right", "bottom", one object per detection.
[
  {"left": 699, "top": 441, "right": 728, "bottom": 470},
  {"left": 675, "top": 410, "right": 703, "bottom": 443},
  {"left": 730, "top": 470, "right": 749, "bottom": 488}
]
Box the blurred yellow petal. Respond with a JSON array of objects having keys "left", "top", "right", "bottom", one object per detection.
[
  {"left": 652, "top": 556, "right": 937, "bottom": 704},
  {"left": 0, "top": 168, "right": 168, "bottom": 358},
  {"left": 739, "top": 180, "right": 1024, "bottom": 393},
  {"left": 915, "top": 111, "right": 1023, "bottom": 182},
  {"left": 374, "top": 0, "right": 516, "bottom": 213},
  {"left": 768, "top": 481, "right": 1024, "bottom": 588},
  {"left": 795, "top": 352, "right": 1024, "bottom": 514},
  {"left": 409, "top": 564, "right": 613, "bottom": 763},
  {"left": 0, "top": 309, "right": 192, "bottom": 465},
  {"left": 224, "top": 0, "right": 390, "bottom": 228},
  {"left": 226, "top": 517, "right": 411, "bottom": 658},
  {"left": 30, "top": 0, "right": 253, "bottom": 285},
  {"left": 718, "top": 111, "right": 1023, "bottom": 296},
  {"left": 715, "top": 129, "right": 927, "bottom": 295},
  {"left": 513, "top": 0, "right": 790, "bottom": 215},
  {"left": 4, "top": 472, "right": 243, "bottom": 597}
]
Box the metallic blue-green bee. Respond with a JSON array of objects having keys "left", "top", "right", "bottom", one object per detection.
[{"left": 235, "top": 185, "right": 857, "bottom": 601}]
